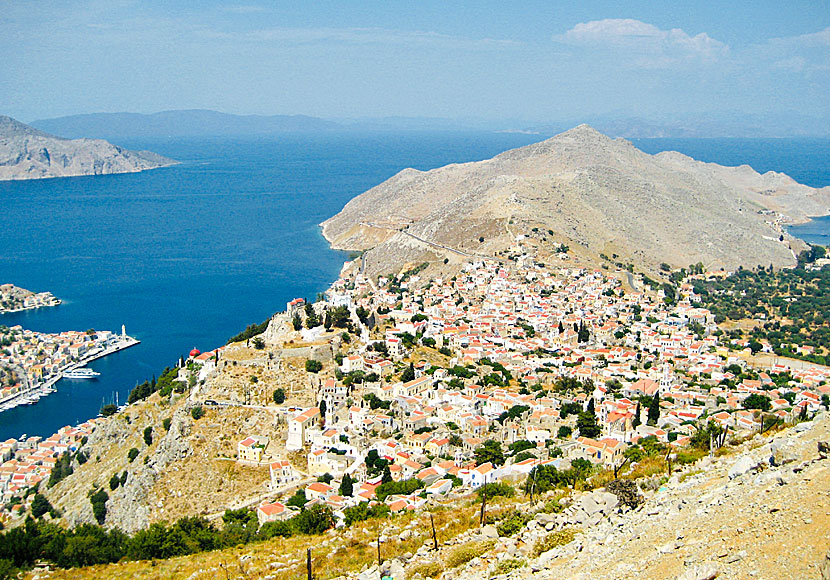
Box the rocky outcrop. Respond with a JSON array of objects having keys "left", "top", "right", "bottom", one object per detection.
[
  {"left": 104, "top": 408, "right": 193, "bottom": 532},
  {"left": 55, "top": 405, "right": 193, "bottom": 533},
  {"left": 333, "top": 412, "right": 830, "bottom": 580},
  {"left": 0, "top": 115, "right": 175, "bottom": 181},
  {"left": 322, "top": 125, "right": 830, "bottom": 273}
]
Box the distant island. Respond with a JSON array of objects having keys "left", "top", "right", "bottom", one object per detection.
[
  {"left": 323, "top": 124, "right": 830, "bottom": 275},
  {"left": 29, "top": 109, "right": 830, "bottom": 141},
  {"left": 0, "top": 115, "right": 176, "bottom": 181},
  {"left": 0, "top": 283, "right": 61, "bottom": 313}
]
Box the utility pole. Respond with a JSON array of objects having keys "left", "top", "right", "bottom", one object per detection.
[
  {"left": 307, "top": 548, "right": 312, "bottom": 580},
  {"left": 377, "top": 531, "right": 383, "bottom": 578},
  {"left": 430, "top": 512, "right": 438, "bottom": 550},
  {"left": 479, "top": 485, "right": 487, "bottom": 526}
]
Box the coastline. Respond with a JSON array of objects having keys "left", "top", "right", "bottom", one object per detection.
[
  {"left": 0, "top": 334, "right": 140, "bottom": 414},
  {"left": 0, "top": 299, "right": 62, "bottom": 315}
]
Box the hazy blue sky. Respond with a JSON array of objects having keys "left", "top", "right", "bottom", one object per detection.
[{"left": 2, "top": 0, "right": 828, "bottom": 123}]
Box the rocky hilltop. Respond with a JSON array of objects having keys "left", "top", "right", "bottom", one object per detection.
[
  {"left": 322, "top": 125, "right": 830, "bottom": 274},
  {"left": 0, "top": 115, "right": 175, "bottom": 181}
]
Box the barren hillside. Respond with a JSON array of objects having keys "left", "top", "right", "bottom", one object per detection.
[
  {"left": 322, "top": 125, "right": 830, "bottom": 275},
  {"left": 0, "top": 115, "right": 175, "bottom": 181}
]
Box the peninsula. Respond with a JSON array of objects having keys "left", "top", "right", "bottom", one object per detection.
[
  {"left": 322, "top": 125, "right": 830, "bottom": 276},
  {"left": 0, "top": 115, "right": 176, "bottom": 181},
  {"left": 0, "top": 283, "right": 60, "bottom": 313}
]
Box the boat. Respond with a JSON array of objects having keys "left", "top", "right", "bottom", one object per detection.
[{"left": 63, "top": 368, "right": 101, "bottom": 379}]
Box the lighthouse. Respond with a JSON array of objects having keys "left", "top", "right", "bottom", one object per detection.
[{"left": 121, "top": 324, "right": 126, "bottom": 339}]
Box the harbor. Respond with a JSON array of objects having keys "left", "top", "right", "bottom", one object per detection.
[{"left": 0, "top": 327, "right": 139, "bottom": 413}]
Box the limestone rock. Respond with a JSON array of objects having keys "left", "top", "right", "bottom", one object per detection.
[{"left": 0, "top": 115, "right": 175, "bottom": 181}]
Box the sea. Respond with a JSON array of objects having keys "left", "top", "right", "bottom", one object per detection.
[{"left": 1, "top": 133, "right": 829, "bottom": 440}]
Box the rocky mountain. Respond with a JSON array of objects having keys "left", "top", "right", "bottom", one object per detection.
[
  {"left": 322, "top": 125, "right": 830, "bottom": 274},
  {"left": 0, "top": 115, "right": 175, "bottom": 181}
]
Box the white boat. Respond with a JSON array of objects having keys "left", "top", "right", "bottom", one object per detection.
[{"left": 63, "top": 368, "right": 101, "bottom": 379}]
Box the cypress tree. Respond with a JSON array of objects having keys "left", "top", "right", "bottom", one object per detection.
[
  {"left": 647, "top": 393, "right": 661, "bottom": 426},
  {"left": 339, "top": 473, "right": 354, "bottom": 497}
]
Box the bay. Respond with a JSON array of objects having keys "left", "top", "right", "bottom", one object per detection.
[
  {"left": 0, "top": 131, "right": 543, "bottom": 440},
  {"left": 1, "top": 132, "right": 828, "bottom": 441}
]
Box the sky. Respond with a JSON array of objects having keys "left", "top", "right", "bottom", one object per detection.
[{"left": 1, "top": 0, "right": 829, "bottom": 125}]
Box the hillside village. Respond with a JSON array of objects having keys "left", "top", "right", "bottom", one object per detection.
[{"left": 4, "top": 229, "right": 828, "bottom": 551}]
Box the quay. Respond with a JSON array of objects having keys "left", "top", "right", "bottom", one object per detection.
[{"left": 0, "top": 330, "right": 139, "bottom": 413}]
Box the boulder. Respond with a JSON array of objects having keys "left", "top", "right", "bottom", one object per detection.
[
  {"left": 728, "top": 455, "right": 758, "bottom": 479},
  {"left": 676, "top": 563, "right": 719, "bottom": 580},
  {"left": 770, "top": 438, "right": 798, "bottom": 466}
]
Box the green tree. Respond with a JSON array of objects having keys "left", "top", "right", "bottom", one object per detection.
[
  {"left": 143, "top": 426, "right": 153, "bottom": 446},
  {"left": 576, "top": 411, "right": 601, "bottom": 439},
  {"left": 381, "top": 464, "right": 393, "bottom": 484},
  {"left": 743, "top": 393, "right": 772, "bottom": 411},
  {"left": 89, "top": 489, "right": 108, "bottom": 525},
  {"left": 100, "top": 404, "right": 117, "bottom": 417},
  {"left": 474, "top": 439, "right": 505, "bottom": 466},
  {"left": 401, "top": 362, "right": 416, "bottom": 382},
  {"left": 292, "top": 314, "right": 302, "bottom": 331},
  {"left": 30, "top": 493, "right": 52, "bottom": 518},
  {"left": 305, "top": 359, "right": 323, "bottom": 373},
  {"left": 647, "top": 392, "right": 661, "bottom": 426},
  {"left": 272, "top": 388, "right": 285, "bottom": 404},
  {"left": 632, "top": 402, "right": 642, "bottom": 428},
  {"left": 286, "top": 490, "right": 307, "bottom": 509},
  {"left": 339, "top": 473, "right": 354, "bottom": 497},
  {"left": 293, "top": 505, "right": 335, "bottom": 535}
]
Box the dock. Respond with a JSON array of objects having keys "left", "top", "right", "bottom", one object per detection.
[{"left": 0, "top": 334, "right": 140, "bottom": 413}]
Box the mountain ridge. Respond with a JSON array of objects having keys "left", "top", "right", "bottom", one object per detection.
[
  {"left": 32, "top": 109, "right": 341, "bottom": 140},
  {"left": 0, "top": 115, "right": 176, "bottom": 181},
  {"left": 322, "top": 124, "right": 830, "bottom": 274}
]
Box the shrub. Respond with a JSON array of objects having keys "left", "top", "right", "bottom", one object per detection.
[
  {"left": 494, "top": 558, "right": 526, "bottom": 574},
  {"left": 533, "top": 528, "right": 576, "bottom": 557},
  {"left": 100, "top": 404, "right": 117, "bottom": 417},
  {"left": 412, "top": 561, "right": 443, "bottom": 578},
  {"left": 446, "top": 539, "right": 495, "bottom": 568},
  {"left": 143, "top": 426, "right": 153, "bottom": 446},
  {"left": 496, "top": 510, "right": 530, "bottom": 537},
  {"left": 127, "top": 448, "right": 139, "bottom": 462},
  {"left": 605, "top": 479, "right": 643, "bottom": 509},
  {"left": 305, "top": 359, "right": 323, "bottom": 373},
  {"left": 190, "top": 406, "right": 204, "bottom": 420},
  {"left": 162, "top": 417, "right": 171, "bottom": 431},
  {"left": 30, "top": 493, "right": 52, "bottom": 518},
  {"left": 89, "top": 489, "right": 109, "bottom": 525},
  {"left": 292, "top": 504, "right": 335, "bottom": 535},
  {"left": 475, "top": 482, "right": 515, "bottom": 501}
]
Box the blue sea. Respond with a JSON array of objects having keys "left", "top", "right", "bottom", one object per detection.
[{"left": 1, "top": 133, "right": 829, "bottom": 440}]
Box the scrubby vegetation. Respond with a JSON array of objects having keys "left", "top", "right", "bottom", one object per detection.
[
  {"left": 227, "top": 316, "right": 271, "bottom": 344},
  {"left": 533, "top": 528, "right": 577, "bottom": 556},
  {"left": 0, "top": 504, "right": 336, "bottom": 574},
  {"left": 695, "top": 259, "right": 830, "bottom": 364}
]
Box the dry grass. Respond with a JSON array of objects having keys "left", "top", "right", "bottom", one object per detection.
[
  {"left": 445, "top": 539, "right": 496, "bottom": 569},
  {"left": 533, "top": 527, "right": 577, "bottom": 557},
  {"left": 411, "top": 560, "right": 444, "bottom": 578},
  {"left": 33, "top": 500, "right": 486, "bottom": 580},
  {"left": 494, "top": 558, "right": 526, "bottom": 574}
]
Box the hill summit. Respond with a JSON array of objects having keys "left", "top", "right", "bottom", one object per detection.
[
  {"left": 0, "top": 115, "right": 176, "bottom": 181},
  {"left": 322, "top": 125, "right": 830, "bottom": 273}
]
